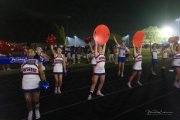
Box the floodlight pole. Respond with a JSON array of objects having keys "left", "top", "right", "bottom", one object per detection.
[{"left": 176, "top": 18, "right": 180, "bottom": 37}]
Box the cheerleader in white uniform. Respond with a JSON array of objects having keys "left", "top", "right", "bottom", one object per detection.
[
  {"left": 127, "top": 45, "right": 142, "bottom": 88},
  {"left": 170, "top": 43, "right": 180, "bottom": 88},
  {"left": 50, "top": 45, "right": 66, "bottom": 94},
  {"left": 161, "top": 45, "right": 168, "bottom": 69},
  {"left": 87, "top": 42, "right": 106, "bottom": 100},
  {"left": 21, "top": 48, "right": 46, "bottom": 120}
]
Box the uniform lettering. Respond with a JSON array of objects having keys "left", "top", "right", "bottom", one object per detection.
[{"left": 23, "top": 67, "right": 37, "bottom": 72}]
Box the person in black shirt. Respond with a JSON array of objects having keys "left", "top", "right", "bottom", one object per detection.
[
  {"left": 109, "top": 47, "right": 114, "bottom": 62},
  {"left": 71, "top": 46, "right": 76, "bottom": 64},
  {"left": 77, "top": 46, "right": 82, "bottom": 63}
]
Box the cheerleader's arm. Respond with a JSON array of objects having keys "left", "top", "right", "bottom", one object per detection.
[
  {"left": 94, "top": 42, "right": 98, "bottom": 57},
  {"left": 88, "top": 42, "right": 94, "bottom": 53},
  {"left": 113, "top": 36, "right": 119, "bottom": 45},
  {"left": 102, "top": 43, "right": 106, "bottom": 55},
  {"left": 50, "top": 45, "right": 56, "bottom": 57},
  {"left": 140, "top": 44, "right": 142, "bottom": 54},
  {"left": 133, "top": 44, "right": 137, "bottom": 57},
  {"left": 38, "top": 63, "right": 46, "bottom": 81}
]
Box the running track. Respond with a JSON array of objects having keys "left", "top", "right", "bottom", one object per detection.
[{"left": 0, "top": 60, "right": 179, "bottom": 120}]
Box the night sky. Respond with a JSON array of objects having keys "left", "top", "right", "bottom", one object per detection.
[{"left": 0, "top": 0, "right": 180, "bottom": 42}]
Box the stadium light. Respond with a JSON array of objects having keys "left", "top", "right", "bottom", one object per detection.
[{"left": 162, "top": 27, "right": 172, "bottom": 37}]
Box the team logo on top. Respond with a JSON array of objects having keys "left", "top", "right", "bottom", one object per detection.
[{"left": 99, "top": 56, "right": 105, "bottom": 60}]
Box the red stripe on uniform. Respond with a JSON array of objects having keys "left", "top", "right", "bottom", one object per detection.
[
  {"left": 34, "top": 64, "right": 38, "bottom": 68},
  {"left": 97, "top": 60, "right": 105, "bottom": 63},
  {"left": 134, "top": 55, "right": 139, "bottom": 58},
  {"left": 136, "top": 60, "right": 142, "bottom": 62},
  {"left": 95, "top": 54, "right": 100, "bottom": 59}
]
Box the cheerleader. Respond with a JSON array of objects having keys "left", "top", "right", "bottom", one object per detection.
[
  {"left": 170, "top": 43, "right": 180, "bottom": 88},
  {"left": 88, "top": 43, "right": 96, "bottom": 80},
  {"left": 50, "top": 45, "right": 66, "bottom": 94},
  {"left": 36, "top": 47, "right": 50, "bottom": 72},
  {"left": 127, "top": 44, "right": 142, "bottom": 88},
  {"left": 161, "top": 45, "right": 168, "bottom": 69},
  {"left": 113, "top": 36, "right": 130, "bottom": 77},
  {"left": 150, "top": 42, "right": 160, "bottom": 75},
  {"left": 87, "top": 42, "right": 106, "bottom": 100},
  {"left": 21, "top": 48, "right": 46, "bottom": 120}
]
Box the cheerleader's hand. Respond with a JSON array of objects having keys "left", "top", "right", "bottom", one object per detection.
[{"left": 64, "top": 69, "right": 66, "bottom": 73}]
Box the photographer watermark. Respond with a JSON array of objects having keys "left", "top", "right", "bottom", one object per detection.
[{"left": 145, "top": 109, "right": 173, "bottom": 115}]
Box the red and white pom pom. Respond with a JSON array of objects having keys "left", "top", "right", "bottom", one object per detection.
[{"left": 46, "top": 34, "right": 57, "bottom": 45}]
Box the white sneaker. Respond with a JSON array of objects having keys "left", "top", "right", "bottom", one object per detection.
[
  {"left": 162, "top": 67, "right": 166, "bottom": 69},
  {"left": 27, "top": 110, "right": 33, "bottom": 120},
  {"left": 152, "top": 72, "right": 157, "bottom": 75},
  {"left": 87, "top": 94, "right": 92, "bottom": 100},
  {"left": 57, "top": 89, "right": 61, "bottom": 94},
  {"left": 118, "top": 71, "right": 120, "bottom": 76},
  {"left": 121, "top": 73, "right": 124, "bottom": 77},
  {"left": 7, "top": 68, "right": 11, "bottom": 71},
  {"left": 137, "top": 81, "right": 142, "bottom": 86},
  {"left": 54, "top": 89, "right": 57, "bottom": 94},
  {"left": 169, "top": 69, "right": 174, "bottom": 72},
  {"left": 173, "top": 82, "right": 180, "bottom": 88},
  {"left": 127, "top": 82, "right": 132, "bottom": 88},
  {"left": 96, "top": 92, "right": 104, "bottom": 96},
  {"left": 35, "top": 109, "right": 40, "bottom": 119}
]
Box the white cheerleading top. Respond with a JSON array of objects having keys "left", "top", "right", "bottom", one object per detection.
[
  {"left": 22, "top": 61, "right": 40, "bottom": 90},
  {"left": 94, "top": 54, "right": 105, "bottom": 73},
  {"left": 53, "top": 54, "right": 63, "bottom": 73},
  {"left": 117, "top": 45, "right": 130, "bottom": 57},
  {"left": 162, "top": 48, "right": 168, "bottom": 58},
  {"left": 172, "top": 52, "right": 180, "bottom": 67},
  {"left": 132, "top": 54, "right": 142, "bottom": 70},
  {"left": 151, "top": 50, "right": 160, "bottom": 59}
]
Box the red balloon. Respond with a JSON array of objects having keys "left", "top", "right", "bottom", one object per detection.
[
  {"left": 132, "top": 31, "right": 145, "bottom": 47},
  {"left": 93, "top": 24, "right": 110, "bottom": 45}
]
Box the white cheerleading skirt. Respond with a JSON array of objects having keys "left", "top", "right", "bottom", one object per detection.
[{"left": 22, "top": 75, "right": 40, "bottom": 90}]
